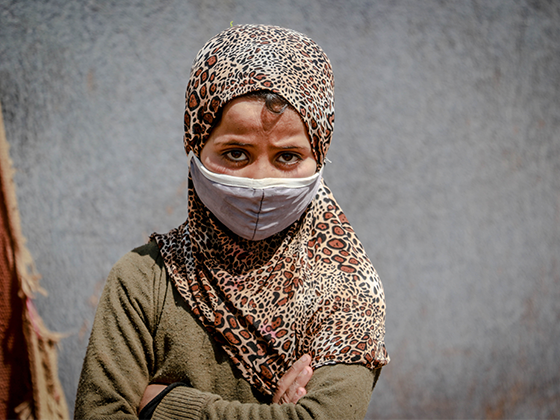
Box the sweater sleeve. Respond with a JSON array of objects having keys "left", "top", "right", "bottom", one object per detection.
[
  {"left": 152, "top": 364, "right": 380, "bottom": 420},
  {"left": 74, "top": 246, "right": 162, "bottom": 419}
]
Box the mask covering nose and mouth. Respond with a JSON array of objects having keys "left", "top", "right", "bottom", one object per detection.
[{"left": 188, "top": 153, "right": 323, "bottom": 241}]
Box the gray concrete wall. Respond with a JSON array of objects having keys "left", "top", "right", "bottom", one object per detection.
[{"left": 1, "top": 0, "right": 559, "bottom": 418}]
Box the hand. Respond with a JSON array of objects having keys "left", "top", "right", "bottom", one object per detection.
[
  {"left": 138, "top": 384, "right": 167, "bottom": 414},
  {"left": 272, "top": 354, "right": 313, "bottom": 404}
]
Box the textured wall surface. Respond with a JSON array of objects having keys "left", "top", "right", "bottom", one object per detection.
[{"left": 1, "top": 0, "right": 559, "bottom": 418}]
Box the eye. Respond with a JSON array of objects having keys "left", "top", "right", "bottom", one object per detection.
[
  {"left": 224, "top": 150, "right": 248, "bottom": 162},
  {"left": 277, "top": 152, "right": 301, "bottom": 165}
]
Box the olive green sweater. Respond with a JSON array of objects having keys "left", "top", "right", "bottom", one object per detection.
[{"left": 74, "top": 242, "right": 380, "bottom": 420}]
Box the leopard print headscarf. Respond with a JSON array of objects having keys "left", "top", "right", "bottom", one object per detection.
[{"left": 151, "top": 24, "right": 389, "bottom": 397}]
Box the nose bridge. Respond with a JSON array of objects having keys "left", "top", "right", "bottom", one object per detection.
[{"left": 250, "top": 153, "right": 277, "bottom": 179}]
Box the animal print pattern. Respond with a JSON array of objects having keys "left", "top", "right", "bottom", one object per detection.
[
  {"left": 183, "top": 24, "right": 335, "bottom": 170},
  {"left": 151, "top": 24, "right": 388, "bottom": 397}
]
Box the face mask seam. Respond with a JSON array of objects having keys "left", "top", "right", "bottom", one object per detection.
[{"left": 250, "top": 189, "right": 265, "bottom": 241}]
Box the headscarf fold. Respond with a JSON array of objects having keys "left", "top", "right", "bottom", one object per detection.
[{"left": 151, "top": 24, "right": 389, "bottom": 396}]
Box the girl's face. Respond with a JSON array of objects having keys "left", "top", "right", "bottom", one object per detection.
[{"left": 200, "top": 96, "right": 316, "bottom": 179}]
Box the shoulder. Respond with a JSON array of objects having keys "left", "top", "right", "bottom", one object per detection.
[
  {"left": 104, "top": 241, "right": 169, "bottom": 308},
  {"left": 110, "top": 241, "right": 165, "bottom": 281}
]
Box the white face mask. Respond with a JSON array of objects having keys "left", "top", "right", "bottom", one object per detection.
[{"left": 189, "top": 153, "right": 323, "bottom": 241}]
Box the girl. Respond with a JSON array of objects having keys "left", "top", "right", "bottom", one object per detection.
[{"left": 75, "top": 24, "right": 389, "bottom": 420}]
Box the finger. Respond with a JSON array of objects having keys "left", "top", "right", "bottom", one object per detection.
[
  {"left": 272, "top": 354, "right": 312, "bottom": 404},
  {"left": 283, "top": 365, "right": 313, "bottom": 404},
  {"left": 275, "top": 354, "right": 310, "bottom": 396}
]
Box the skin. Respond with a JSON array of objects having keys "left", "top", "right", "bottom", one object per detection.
[
  {"left": 200, "top": 96, "right": 317, "bottom": 179},
  {"left": 139, "top": 96, "right": 316, "bottom": 413}
]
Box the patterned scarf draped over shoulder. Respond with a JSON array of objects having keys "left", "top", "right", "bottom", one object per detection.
[{"left": 151, "top": 24, "right": 389, "bottom": 396}]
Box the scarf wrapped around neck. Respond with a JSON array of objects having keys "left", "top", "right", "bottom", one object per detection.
[{"left": 151, "top": 24, "right": 389, "bottom": 396}]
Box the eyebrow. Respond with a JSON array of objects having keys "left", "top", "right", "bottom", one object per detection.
[
  {"left": 212, "top": 140, "right": 254, "bottom": 148},
  {"left": 213, "top": 139, "right": 309, "bottom": 150},
  {"left": 273, "top": 144, "right": 309, "bottom": 151}
]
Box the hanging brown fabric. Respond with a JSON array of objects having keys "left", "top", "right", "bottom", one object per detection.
[{"left": 0, "top": 101, "right": 69, "bottom": 420}]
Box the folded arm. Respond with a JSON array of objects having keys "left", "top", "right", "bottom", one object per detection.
[{"left": 74, "top": 246, "right": 379, "bottom": 420}]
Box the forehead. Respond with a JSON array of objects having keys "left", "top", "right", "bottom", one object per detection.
[{"left": 211, "top": 97, "right": 310, "bottom": 144}]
